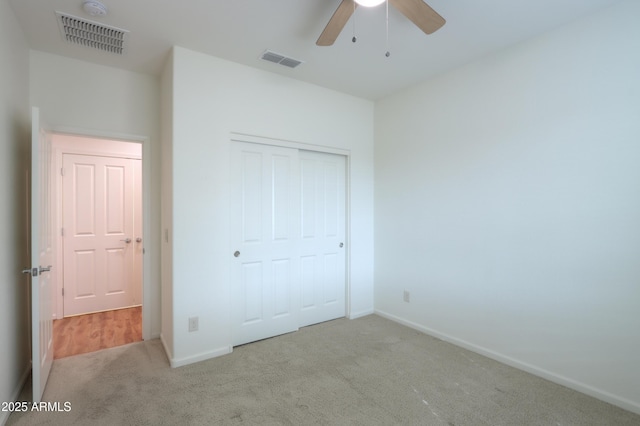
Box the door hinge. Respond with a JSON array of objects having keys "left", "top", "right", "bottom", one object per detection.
[
  {"left": 61, "top": 228, "right": 64, "bottom": 237},
  {"left": 61, "top": 167, "right": 64, "bottom": 176},
  {"left": 62, "top": 287, "right": 64, "bottom": 296}
]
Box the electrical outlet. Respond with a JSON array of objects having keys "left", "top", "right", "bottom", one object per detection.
[
  {"left": 403, "top": 290, "right": 410, "bottom": 303},
  {"left": 188, "top": 316, "right": 199, "bottom": 332}
]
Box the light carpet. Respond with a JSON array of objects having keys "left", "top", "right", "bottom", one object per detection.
[{"left": 8, "top": 315, "right": 640, "bottom": 425}]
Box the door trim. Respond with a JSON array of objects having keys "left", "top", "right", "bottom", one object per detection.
[
  {"left": 51, "top": 126, "right": 152, "bottom": 340},
  {"left": 231, "top": 132, "right": 350, "bottom": 157},
  {"left": 229, "top": 132, "right": 352, "bottom": 320}
]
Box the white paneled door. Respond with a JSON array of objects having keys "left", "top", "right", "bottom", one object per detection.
[
  {"left": 62, "top": 154, "right": 142, "bottom": 316},
  {"left": 27, "top": 107, "right": 54, "bottom": 403},
  {"left": 231, "top": 141, "right": 346, "bottom": 346},
  {"left": 231, "top": 143, "right": 301, "bottom": 346},
  {"left": 299, "top": 150, "right": 346, "bottom": 327}
]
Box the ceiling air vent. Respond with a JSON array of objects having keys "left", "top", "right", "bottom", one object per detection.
[
  {"left": 260, "top": 50, "right": 303, "bottom": 69},
  {"left": 56, "top": 11, "right": 128, "bottom": 55}
]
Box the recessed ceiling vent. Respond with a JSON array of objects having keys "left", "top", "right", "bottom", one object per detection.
[
  {"left": 260, "top": 50, "right": 303, "bottom": 69},
  {"left": 56, "top": 11, "right": 128, "bottom": 55}
]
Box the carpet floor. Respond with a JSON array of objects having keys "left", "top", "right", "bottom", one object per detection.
[{"left": 8, "top": 315, "right": 640, "bottom": 425}]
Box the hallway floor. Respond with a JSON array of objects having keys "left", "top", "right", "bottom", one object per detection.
[{"left": 53, "top": 306, "right": 142, "bottom": 359}]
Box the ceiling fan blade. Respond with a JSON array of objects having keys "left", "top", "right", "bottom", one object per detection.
[
  {"left": 317, "top": 0, "right": 357, "bottom": 46},
  {"left": 389, "top": 0, "right": 445, "bottom": 35}
]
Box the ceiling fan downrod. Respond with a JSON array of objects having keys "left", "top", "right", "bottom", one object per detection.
[
  {"left": 385, "top": 0, "right": 390, "bottom": 57},
  {"left": 352, "top": 0, "right": 357, "bottom": 42}
]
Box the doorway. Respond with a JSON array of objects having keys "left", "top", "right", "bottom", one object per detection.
[{"left": 51, "top": 133, "right": 144, "bottom": 357}]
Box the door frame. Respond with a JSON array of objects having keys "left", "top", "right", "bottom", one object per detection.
[
  {"left": 229, "top": 132, "right": 353, "bottom": 319},
  {"left": 50, "top": 126, "right": 152, "bottom": 340}
]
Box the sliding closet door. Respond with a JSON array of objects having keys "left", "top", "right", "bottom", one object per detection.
[
  {"left": 230, "top": 141, "right": 347, "bottom": 346},
  {"left": 299, "top": 150, "right": 346, "bottom": 327},
  {"left": 230, "top": 142, "right": 300, "bottom": 346}
]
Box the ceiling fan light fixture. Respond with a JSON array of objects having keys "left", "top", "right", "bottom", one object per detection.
[
  {"left": 354, "top": 0, "right": 385, "bottom": 7},
  {"left": 317, "top": 0, "right": 445, "bottom": 46}
]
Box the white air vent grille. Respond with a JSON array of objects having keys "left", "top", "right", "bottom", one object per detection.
[
  {"left": 260, "top": 50, "right": 303, "bottom": 69},
  {"left": 56, "top": 12, "right": 128, "bottom": 55}
]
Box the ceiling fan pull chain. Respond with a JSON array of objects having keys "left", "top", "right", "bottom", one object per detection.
[{"left": 385, "top": 0, "right": 390, "bottom": 57}]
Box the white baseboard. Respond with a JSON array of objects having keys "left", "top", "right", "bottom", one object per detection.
[
  {"left": 374, "top": 309, "right": 640, "bottom": 416},
  {"left": 167, "top": 345, "right": 232, "bottom": 368},
  {"left": 0, "top": 365, "right": 32, "bottom": 426},
  {"left": 348, "top": 308, "right": 374, "bottom": 320}
]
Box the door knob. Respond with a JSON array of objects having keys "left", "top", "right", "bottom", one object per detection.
[
  {"left": 339, "top": 242, "right": 344, "bottom": 248},
  {"left": 121, "top": 238, "right": 132, "bottom": 244},
  {"left": 39, "top": 265, "right": 52, "bottom": 274},
  {"left": 136, "top": 237, "right": 142, "bottom": 243},
  {"left": 234, "top": 251, "right": 240, "bottom": 258}
]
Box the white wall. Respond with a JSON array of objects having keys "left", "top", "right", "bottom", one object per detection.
[
  {"left": 166, "top": 46, "right": 374, "bottom": 366},
  {"left": 160, "top": 50, "right": 174, "bottom": 359},
  {"left": 374, "top": 0, "right": 640, "bottom": 414},
  {"left": 29, "top": 51, "right": 162, "bottom": 338},
  {"left": 0, "top": 1, "right": 31, "bottom": 423}
]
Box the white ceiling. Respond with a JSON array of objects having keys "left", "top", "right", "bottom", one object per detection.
[{"left": 9, "top": 0, "right": 622, "bottom": 100}]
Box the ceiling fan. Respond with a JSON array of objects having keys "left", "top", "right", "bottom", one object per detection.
[{"left": 317, "top": 0, "right": 445, "bottom": 46}]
